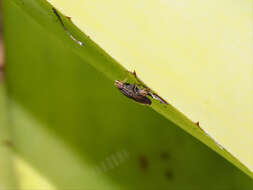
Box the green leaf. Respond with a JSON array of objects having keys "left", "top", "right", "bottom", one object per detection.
[
  {"left": 46, "top": 0, "right": 253, "bottom": 178},
  {"left": 0, "top": 82, "right": 18, "bottom": 189},
  {"left": 2, "top": 0, "right": 253, "bottom": 189}
]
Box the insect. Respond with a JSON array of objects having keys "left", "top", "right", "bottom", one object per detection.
[
  {"left": 114, "top": 71, "right": 168, "bottom": 105},
  {"left": 52, "top": 8, "right": 83, "bottom": 46},
  {"left": 115, "top": 80, "right": 152, "bottom": 105}
]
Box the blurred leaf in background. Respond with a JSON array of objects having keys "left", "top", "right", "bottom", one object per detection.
[{"left": 0, "top": 1, "right": 18, "bottom": 188}]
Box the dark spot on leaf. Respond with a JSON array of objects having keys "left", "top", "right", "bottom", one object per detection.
[
  {"left": 1, "top": 140, "right": 14, "bottom": 148},
  {"left": 164, "top": 170, "right": 174, "bottom": 180},
  {"left": 160, "top": 152, "right": 170, "bottom": 161},
  {"left": 138, "top": 155, "right": 148, "bottom": 171}
]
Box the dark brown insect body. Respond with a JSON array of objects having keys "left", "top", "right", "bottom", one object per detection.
[
  {"left": 114, "top": 80, "right": 151, "bottom": 105},
  {"left": 115, "top": 71, "right": 168, "bottom": 105}
]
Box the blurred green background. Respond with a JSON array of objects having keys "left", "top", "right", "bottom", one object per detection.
[{"left": 1, "top": 0, "right": 253, "bottom": 189}]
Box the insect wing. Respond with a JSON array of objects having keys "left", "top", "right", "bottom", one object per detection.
[
  {"left": 119, "top": 84, "right": 151, "bottom": 105},
  {"left": 148, "top": 93, "right": 168, "bottom": 104},
  {"left": 132, "top": 93, "right": 152, "bottom": 105},
  {"left": 118, "top": 83, "right": 135, "bottom": 99}
]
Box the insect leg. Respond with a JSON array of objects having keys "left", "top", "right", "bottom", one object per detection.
[
  {"left": 122, "top": 76, "right": 129, "bottom": 83},
  {"left": 129, "top": 70, "right": 151, "bottom": 90}
]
